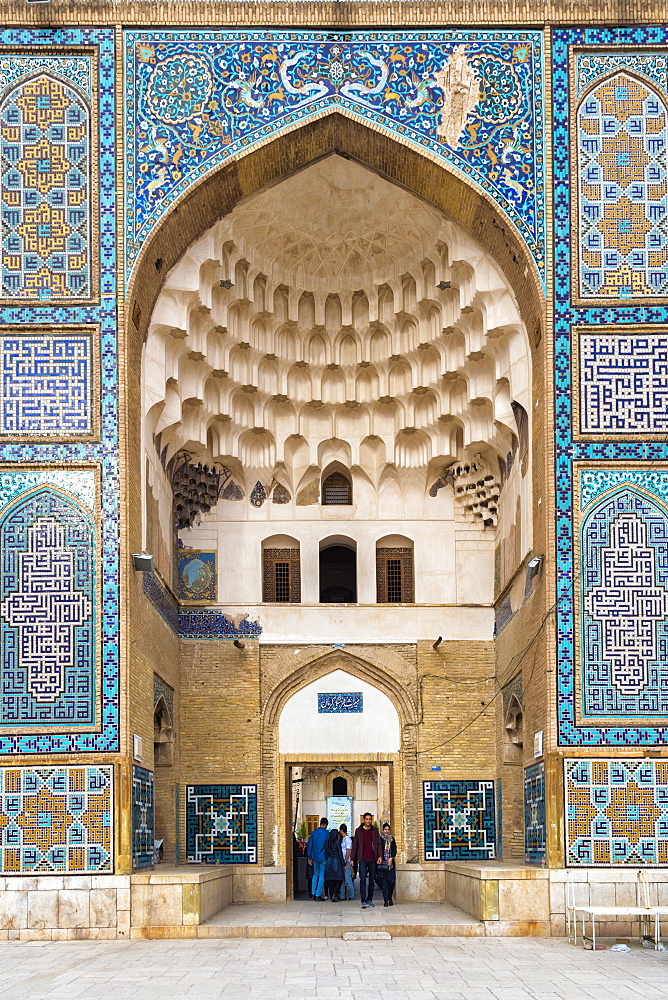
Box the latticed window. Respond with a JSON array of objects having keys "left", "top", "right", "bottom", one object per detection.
[
  {"left": 263, "top": 548, "right": 301, "bottom": 603},
  {"left": 322, "top": 472, "right": 352, "bottom": 505},
  {"left": 376, "top": 547, "right": 414, "bottom": 603}
]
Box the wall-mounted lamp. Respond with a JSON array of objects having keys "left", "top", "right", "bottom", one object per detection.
[
  {"left": 233, "top": 639, "right": 245, "bottom": 649},
  {"left": 432, "top": 636, "right": 443, "bottom": 650},
  {"left": 132, "top": 553, "right": 154, "bottom": 573},
  {"left": 526, "top": 555, "right": 544, "bottom": 582}
]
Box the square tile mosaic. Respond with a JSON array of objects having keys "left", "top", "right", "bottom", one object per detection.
[
  {"left": 423, "top": 780, "right": 496, "bottom": 861},
  {"left": 0, "top": 329, "right": 96, "bottom": 439},
  {"left": 553, "top": 26, "right": 668, "bottom": 747},
  {"left": 575, "top": 327, "right": 668, "bottom": 437},
  {"left": 124, "top": 31, "right": 546, "bottom": 288},
  {"left": 186, "top": 784, "right": 257, "bottom": 864},
  {"left": 524, "top": 761, "right": 546, "bottom": 865},
  {"left": 0, "top": 29, "right": 119, "bottom": 755},
  {"left": 565, "top": 758, "right": 668, "bottom": 866},
  {"left": 132, "top": 765, "right": 154, "bottom": 870},
  {"left": 0, "top": 765, "right": 112, "bottom": 874}
]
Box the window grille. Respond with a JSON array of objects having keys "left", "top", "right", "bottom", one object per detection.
[
  {"left": 376, "top": 547, "right": 414, "bottom": 603},
  {"left": 322, "top": 471, "right": 352, "bottom": 505},
  {"left": 263, "top": 548, "right": 301, "bottom": 602}
]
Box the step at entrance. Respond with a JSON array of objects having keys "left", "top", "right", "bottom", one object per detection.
[{"left": 130, "top": 900, "right": 485, "bottom": 939}]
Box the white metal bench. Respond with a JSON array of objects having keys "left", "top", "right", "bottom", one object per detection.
[{"left": 566, "top": 871, "right": 665, "bottom": 950}]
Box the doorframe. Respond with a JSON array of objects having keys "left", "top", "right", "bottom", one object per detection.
[{"left": 284, "top": 759, "right": 395, "bottom": 900}]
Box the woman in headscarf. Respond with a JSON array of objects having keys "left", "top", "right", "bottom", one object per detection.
[
  {"left": 377, "top": 822, "right": 397, "bottom": 906},
  {"left": 324, "top": 826, "right": 345, "bottom": 901}
]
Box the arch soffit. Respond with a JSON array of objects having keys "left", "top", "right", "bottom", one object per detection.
[
  {"left": 127, "top": 113, "right": 544, "bottom": 350},
  {"left": 0, "top": 71, "right": 91, "bottom": 109},
  {"left": 580, "top": 482, "right": 668, "bottom": 520},
  {"left": 577, "top": 67, "right": 667, "bottom": 107},
  {"left": 0, "top": 484, "right": 95, "bottom": 528},
  {"left": 263, "top": 649, "right": 417, "bottom": 730}
]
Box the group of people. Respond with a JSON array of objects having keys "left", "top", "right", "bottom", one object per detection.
[{"left": 306, "top": 812, "right": 397, "bottom": 908}]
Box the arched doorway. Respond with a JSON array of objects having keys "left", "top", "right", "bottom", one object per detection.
[{"left": 278, "top": 665, "right": 400, "bottom": 898}]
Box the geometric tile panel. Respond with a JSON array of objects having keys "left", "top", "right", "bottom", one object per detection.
[
  {"left": 565, "top": 758, "right": 668, "bottom": 866},
  {"left": 423, "top": 780, "right": 496, "bottom": 861},
  {"left": 576, "top": 328, "right": 668, "bottom": 436},
  {"left": 524, "top": 762, "right": 546, "bottom": 865},
  {"left": 576, "top": 69, "right": 668, "bottom": 302},
  {"left": 0, "top": 330, "right": 95, "bottom": 438},
  {"left": 132, "top": 765, "right": 154, "bottom": 870},
  {"left": 186, "top": 785, "right": 257, "bottom": 864},
  {"left": 0, "top": 765, "right": 112, "bottom": 874},
  {"left": 578, "top": 486, "right": 668, "bottom": 727},
  {"left": 0, "top": 62, "right": 93, "bottom": 302},
  {"left": 0, "top": 486, "right": 97, "bottom": 732},
  {"left": 124, "top": 31, "right": 547, "bottom": 288},
  {"left": 0, "top": 28, "right": 118, "bottom": 756},
  {"left": 553, "top": 28, "right": 668, "bottom": 748}
]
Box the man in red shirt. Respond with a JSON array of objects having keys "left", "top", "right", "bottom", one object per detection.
[{"left": 351, "top": 812, "right": 382, "bottom": 908}]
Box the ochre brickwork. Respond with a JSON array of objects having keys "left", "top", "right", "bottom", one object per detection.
[
  {"left": 1, "top": 1, "right": 663, "bottom": 28},
  {"left": 128, "top": 571, "right": 181, "bottom": 864}
]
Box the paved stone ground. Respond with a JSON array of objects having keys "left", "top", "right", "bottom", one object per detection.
[
  {"left": 1, "top": 936, "right": 668, "bottom": 1000},
  {"left": 204, "top": 899, "right": 479, "bottom": 928}
]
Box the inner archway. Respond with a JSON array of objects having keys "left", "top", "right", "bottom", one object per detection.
[{"left": 278, "top": 668, "right": 401, "bottom": 755}]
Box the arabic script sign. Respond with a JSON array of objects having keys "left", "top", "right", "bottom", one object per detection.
[{"left": 317, "top": 692, "right": 363, "bottom": 714}]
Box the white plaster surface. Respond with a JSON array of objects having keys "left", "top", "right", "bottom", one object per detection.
[
  {"left": 278, "top": 669, "right": 400, "bottom": 753},
  {"left": 239, "top": 603, "right": 493, "bottom": 643}
]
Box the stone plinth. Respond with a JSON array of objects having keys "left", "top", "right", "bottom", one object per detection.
[{"left": 445, "top": 861, "right": 551, "bottom": 935}]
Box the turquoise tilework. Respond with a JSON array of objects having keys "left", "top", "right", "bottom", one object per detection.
[
  {"left": 0, "top": 30, "right": 118, "bottom": 754},
  {"left": 124, "top": 31, "right": 546, "bottom": 288}
]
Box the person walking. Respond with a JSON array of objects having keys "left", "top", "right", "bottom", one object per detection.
[
  {"left": 306, "top": 817, "right": 329, "bottom": 901},
  {"left": 324, "top": 827, "right": 344, "bottom": 901},
  {"left": 340, "top": 823, "right": 355, "bottom": 900},
  {"left": 377, "top": 822, "right": 397, "bottom": 906},
  {"left": 351, "top": 812, "right": 382, "bottom": 908}
]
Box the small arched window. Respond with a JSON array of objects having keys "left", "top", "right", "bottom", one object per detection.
[
  {"left": 154, "top": 697, "right": 174, "bottom": 767},
  {"left": 376, "top": 536, "right": 414, "bottom": 603},
  {"left": 322, "top": 471, "right": 352, "bottom": 506},
  {"left": 262, "top": 536, "right": 300, "bottom": 603},
  {"left": 332, "top": 776, "right": 348, "bottom": 796}
]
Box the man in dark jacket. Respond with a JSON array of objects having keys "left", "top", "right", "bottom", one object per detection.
[
  {"left": 351, "top": 812, "right": 382, "bottom": 908},
  {"left": 306, "top": 817, "right": 329, "bottom": 900}
]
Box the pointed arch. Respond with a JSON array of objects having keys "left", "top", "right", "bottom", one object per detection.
[
  {"left": 0, "top": 485, "right": 97, "bottom": 728},
  {"left": 263, "top": 649, "right": 418, "bottom": 730},
  {"left": 577, "top": 485, "right": 668, "bottom": 725}
]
